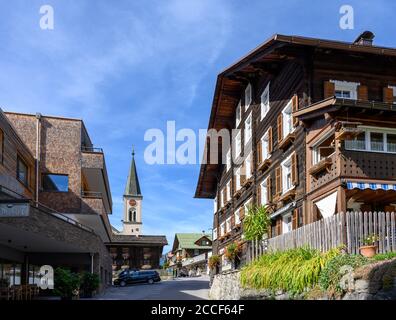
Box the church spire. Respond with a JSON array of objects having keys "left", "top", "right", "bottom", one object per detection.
[{"left": 124, "top": 148, "right": 142, "bottom": 197}]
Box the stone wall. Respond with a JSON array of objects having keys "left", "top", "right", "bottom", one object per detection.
[{"left": 210, "top": 258, "right": 396, "bottom": 300}]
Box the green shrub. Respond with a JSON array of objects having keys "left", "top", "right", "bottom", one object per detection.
[
  {"left": 319, "top": 254, "right": 368, "bottom": 293},
  {"left": 80, "top": 272, "right": 100, "bottom": 297},
  {"left": 54, "top": 268, "right": 80, "bottom": 299},
  {"left": 243, "top": 205, "right": 270, "bottom": 241},
  {"left": 372, "top": 252, "right": 396, "bottom": 261},
  {"left": 241, "top": 247, "right": 340, "bottom": 295}
]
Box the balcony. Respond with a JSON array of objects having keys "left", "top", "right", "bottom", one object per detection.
[
  {"left": 182, "top": 253, "right": 208, "bottom": 267},
  {"left": 278, "top": 132, "right": 296, "bottom": 150},
  {"left": 68, "top": 191, "right": 112, "bottom": 242},
  {"left": 81, "top": 146, "right": 112, "bottom": 214}
]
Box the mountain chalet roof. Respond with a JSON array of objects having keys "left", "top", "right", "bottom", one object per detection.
[{"left": 172, "top": 233, "right": 212, "bottom": 252}]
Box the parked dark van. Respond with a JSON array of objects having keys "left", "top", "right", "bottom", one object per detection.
[{"left": 114, "top": 270, "right": 161, "bottom": 286}]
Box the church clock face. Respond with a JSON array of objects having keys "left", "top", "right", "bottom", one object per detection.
[{"left": 129, "top": 199, "right": 137, "bottom": 206}]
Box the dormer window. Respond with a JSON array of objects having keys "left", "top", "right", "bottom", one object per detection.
[
  {"left": 331, "top": 80, "right": 359, "bottom": 100},
  {"left": 261, "top": 83, "right": 270, "bottom": 120},
  {"left": 245, "top": 84, "right": 252, "bottom": 111}
]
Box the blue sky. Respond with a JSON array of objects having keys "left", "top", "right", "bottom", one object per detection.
[{"left": 0, "top": 0, "right": 394, "bottom": 251}]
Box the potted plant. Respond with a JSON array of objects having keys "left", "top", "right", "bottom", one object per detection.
[
  {"left": 359, "top": 234, "right": 379, "bottom": 258},
  {"left": 224, "top": 241, "right": 242, "bottom": 269},
  {"left": 80, "top": 272, "right": 100, "bottom": 298},
  {"left": 54, "top": 267, "right": 81, "bottom": 300},
  {"left": 208, "top": 255, "right": 220, "bottom": 273}
]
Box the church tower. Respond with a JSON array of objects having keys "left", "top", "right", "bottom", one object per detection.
[{"left": 122, "top": 149, "right": 143, "bottom": 236}]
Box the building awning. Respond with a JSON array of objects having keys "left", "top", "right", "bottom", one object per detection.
[
  {"left": 346, "top": 181, "right": 396, "bottom": 191},
  {"left": 270, "top": 201, "right": 296, "bottom": 219},
  {"left": 314, "top": 191, "right": 337, "bottom": 219}
]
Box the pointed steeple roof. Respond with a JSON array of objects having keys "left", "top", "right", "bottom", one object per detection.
[{"left": 124, "top": 148, "right": 142, "bottom": 197}]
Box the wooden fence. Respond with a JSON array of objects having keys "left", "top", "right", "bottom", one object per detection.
[{"left": 246, "top": 211, "right": 396, "bottom": 263}]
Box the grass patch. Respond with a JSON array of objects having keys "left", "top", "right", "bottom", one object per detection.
[
  {"left": 371, "top": 252, "right": 396, "bottom": 262},
  {"left": 240, "top": 247, "right": 340, "bottom": 295}
]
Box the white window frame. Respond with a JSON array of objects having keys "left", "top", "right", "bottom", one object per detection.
[
  {"left": 282, "top": 212, "right": 293, "bottom": 234},
  {"left": 261, "top": 129, "right": 271, "bottom": 161},
  {"left": 260, "top": 180, "right": 268, "bottom": 205},
  {"left": 245, "top": 153, "right": 252, "bottom": 180},
  {"left": 221, "top": 188, "right": 226, "bottom": 207},
  {"left": 261, "top": 83, "right": 270, "bottom": 120},
  {"left": 236, "top": 101, "right": 242, "bottom": 127},
  {"left": 344, "top": 126, "right": 396, "bottom": 154},
  {"left": 244, "top": 112, "right": 252, "bottom": 145},
  {"left": 226, "top": 148, "right": 231, "bottom": 171},
  {"left": 235, "top": 131, "right": 242, "bottom": 158},
  {"left": 281, "top": 154, "right": 294, "bottom": 194},
  {"left": 235, "top": 167, "right": 242, "bottom": 191},
  {"left": 282, "top": 99, "right": 294, "bottom": 138},
  {"left": 226, "top": 180, "right": 232, "bottom": 201},
  {"left": 220, "top": 222, "right": 225, "bottom": 237},
  {"left": 213, "top": 228, "right": 218, "bottom": 240},
  {"left": 244, "top": 197, "right": 253, "bottom": 216},
  {"left": 245, "top": 84, "right": 252, "bottom": 111},
  {"left": 312, "top": 129, "right": 335, "bottom": 165},
  {"left": 330, "top": 80, "right": 360, "bottom": 100},
  {"left": 234, "top": 209, "right": 241, "bottom": 225},
  {"left": 226, "top": 217, "right": 232, "bottom": 233}
]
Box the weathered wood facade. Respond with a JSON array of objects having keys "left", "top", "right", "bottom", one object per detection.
[{"left": 195, "top": 32, "right": 396, "bottom": 269}]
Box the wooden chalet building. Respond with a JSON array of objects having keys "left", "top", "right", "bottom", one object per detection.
[{"left": 195, "top": 31, "right": 396, "bottom": 270}]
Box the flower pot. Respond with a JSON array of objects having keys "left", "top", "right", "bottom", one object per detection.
[{"left": 359, "top": 245, "right": 377, "bottom": 258}]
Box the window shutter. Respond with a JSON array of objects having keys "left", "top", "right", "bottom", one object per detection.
[
  {"left": 267, "top": 177, "right": 272, "bottom": 202},
  {"left": 275, "top": 166, "right": 282, "bottom": 196},
  {"left": 277, "top": 114, "right": 283, "bottom": 143},
  {"left": 241, "top": 163, "right": 246, "bottom": 185},
  {"left": 291, "top": 152, "right": 298, "bottom": 185},
  {"left": 240, "top": 206, "right": 245, "bottom": 220},
  {"left": 250, "top": 154, "right": 254, "bottom": 176},
  {"left": 233, "top": 174, "right": 236, "bottom": 194},
  {"left": 268, "top": 127, "right": 273, "bottom": 154},
  {"left": 257, "top": 140, "right": 262, "bottom": 164},
  {"left": 223, "top": 188, "right": 227, "bottom": 203},
  {"left": 292, "top": 208, "right": 298, "bottom": 230},
  {"left": 383, "top": 87, "right": 394, "bottom": 103},
  {"left": 231, "top": 215, "right": 235, "bottom": 227},
  {"left": 276, "top": 217, "right": 282, "bottom": 236},
  {"left": 324, "top": 81, "right": 335, "bottom": 98},
  {"left": 257, "top": 184, "right": 261, "bottom": 205},
  {"left": 357, "top": 85, "right": 368, "bottom": 101},
  {"left": 292, "top": 94, "right": 299, "bottom": 126}
]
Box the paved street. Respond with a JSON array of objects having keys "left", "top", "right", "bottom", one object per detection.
[{"left": 96, "top": 276, "right": 210, "bottom": 300}]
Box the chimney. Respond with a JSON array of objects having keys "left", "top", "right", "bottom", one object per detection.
[{"left": 353, "top": 31, "right": 375, "bottom": 46}]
